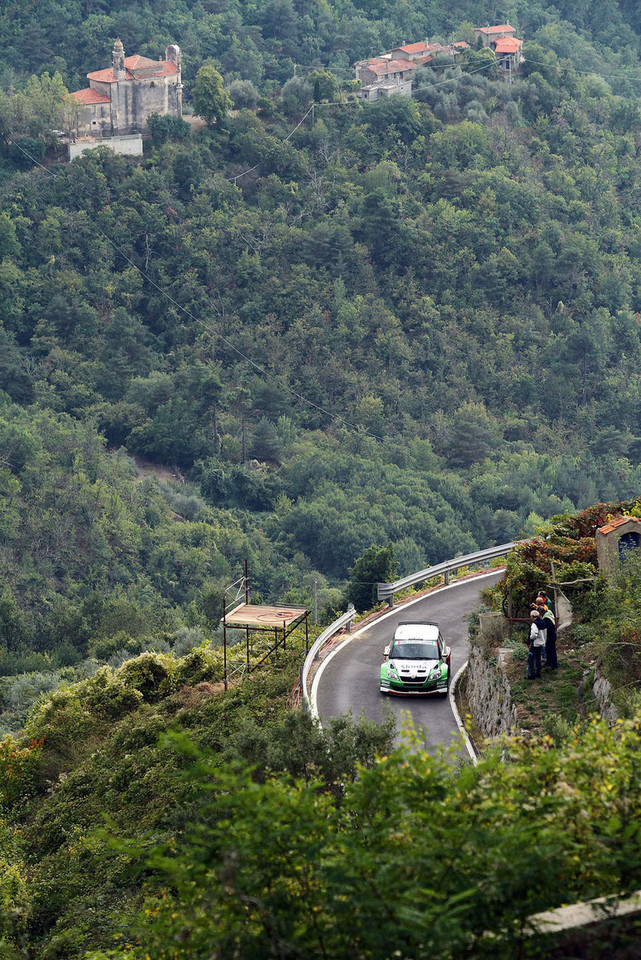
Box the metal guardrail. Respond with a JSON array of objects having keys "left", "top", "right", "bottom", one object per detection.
[
  {"left": 301, "top": 540, "right": 522, "bottom": 705},
  {"left": 300, "top": 576, "right": 641, "bottom": 944},
  {"left": 377, "top": 541, "right": 521, "bottom": 607},
  {"left": 301, "top": 604, "right": 356, "bottom": 709}
]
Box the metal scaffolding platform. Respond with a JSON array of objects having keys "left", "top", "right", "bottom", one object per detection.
[{"left": 221, "top": 563, "right": 309, "bottom": 689}]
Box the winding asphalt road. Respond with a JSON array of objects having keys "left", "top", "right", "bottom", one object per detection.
[{"left": 313, "top": 570, "right": 504, "bottom": 755}]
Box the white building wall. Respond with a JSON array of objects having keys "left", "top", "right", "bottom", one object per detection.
[{"left": 68, "top": 134, "right": 143, "bottom": 160}]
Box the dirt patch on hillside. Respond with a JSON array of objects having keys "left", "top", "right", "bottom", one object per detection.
[
  {"left": 182, "top": 113, "right": 208, "bottom": 132},
  {"left": 128, "top": 452, "right": 186, "bottom": 484}
]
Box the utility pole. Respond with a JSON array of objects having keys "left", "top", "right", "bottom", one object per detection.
[
  {"left": 212, "top": 403, "right": 219, "bottom": 453},
  {"left": 313, "top": 579, "right": 318, "bottom": 624}
]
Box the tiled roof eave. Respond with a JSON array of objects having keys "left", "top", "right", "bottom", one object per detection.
[{"left": 598, "top": 516, "right": 641, "bottom": 535}]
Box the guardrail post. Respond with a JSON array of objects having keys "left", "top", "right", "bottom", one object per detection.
[
  {"left": 387, "top": 595, "right": 394, "bottom": 608},
  {"left": 346, "top": 603, "right": 355, "bottom": 630},
  {"left": 444, "top": 569, "right": 450, "bottom": 585}
]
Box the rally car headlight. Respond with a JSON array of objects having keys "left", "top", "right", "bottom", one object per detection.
[
  {"left": 429, "top": 665, "right": 442, "bottom": 679},
  {"left": 388, "top": 661, "right": 399, "bottom": 678}
]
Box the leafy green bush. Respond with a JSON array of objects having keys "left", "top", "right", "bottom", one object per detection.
[
  {"left": 107, "top": 653, "right": 176, "bottom": 704},
  {"left": 0, "top": 819, "right": 29, "bottom": 951},
  {"left": 102, "top": 714, "right": 641, "bottom": 960},
  {"left": 147, "top": 113, "right": 191, "bottom": 145},
  {"left": 543, "top": 712, "right": 573, "bottom": 745},
  {"left": 7, "top": 137, "right": 45, "bottom": 169},
  {"left": 0, "top": 671, "right": 65, "bottom": 737},
  {"left": 342, "top": 542, "right": 397, "bottom": 613},
  {"left": 174, "top": 646, "right": 223, "bottom": 686},
  {"left": 0, "top": 734, "right": 45, "bottom": 809}
]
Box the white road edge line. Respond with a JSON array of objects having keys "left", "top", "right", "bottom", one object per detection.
[
  {"left": 310, "top": 568, "right": 502, "bottom": 728},
  {"left": 449, "top": 660, "right": 476, "bottom": 764}
]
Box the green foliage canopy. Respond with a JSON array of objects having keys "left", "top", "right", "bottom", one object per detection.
[
  {"left": 92, "top": 714, "right": 641, "bottom": 960},
  {"left": 192, "top": 64, "right": 231, "bottom": 126}
]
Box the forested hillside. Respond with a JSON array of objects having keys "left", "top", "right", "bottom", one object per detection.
[
  {"left": 4, "top": 0, "right": 641, "bottom": 92},
  {"left": 4, "top": 1, "right": 641, "bottom": 688},
  {"left": 5, "top": 0, "right": 641, "bottom": 956},
  {"left": 3, "top": 604, "right": 641, "bottom": 959}
]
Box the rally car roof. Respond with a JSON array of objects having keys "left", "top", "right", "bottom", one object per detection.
[{"left": 394, "top": 622, "right": 440, "bottom": 641}]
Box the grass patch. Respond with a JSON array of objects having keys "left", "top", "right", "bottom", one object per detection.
[{"left": 504, "top": 628, "right": 598, "bottom": 739}]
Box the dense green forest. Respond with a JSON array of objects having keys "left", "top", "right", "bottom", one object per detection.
[
  {"left": 4, "top": 0, "right": 641, "bottom": 955},
  {"left": 4, "top": 0, "right": 641, "bottom": 93},
  {"left": 5, "top": 0, "right": 641, "bottom": 692}
]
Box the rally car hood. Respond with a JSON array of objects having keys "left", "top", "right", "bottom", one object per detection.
[{"left": 390, "top": 658, "right": 440, "bottom": 676}]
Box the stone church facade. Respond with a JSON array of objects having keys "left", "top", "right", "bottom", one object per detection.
[{"left": 67, "top": 40, "right": 182, "bottom": 138}]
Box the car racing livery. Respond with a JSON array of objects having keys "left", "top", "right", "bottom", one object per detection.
[{"left": 380, "top": 621, "right": 451, "bottom": 696}]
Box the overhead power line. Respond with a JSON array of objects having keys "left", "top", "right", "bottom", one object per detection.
[
  {"left": 7, "top": 137, "right": 386, "bottom": 441},
  {"left": 227, "top": 57, "right": 496, "bottom": 184},
  {"left": 521, "top": 54, "right": 641, "bottom": 83}
]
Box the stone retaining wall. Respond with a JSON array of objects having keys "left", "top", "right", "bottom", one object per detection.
[
  {"left": 465, "top": 643, "right": 518, "bottom": 740},
  {"left": 591, "top": 665, "right": 618, "bottom": 724},
  {"left": 464, "top": 620, "right": 619, "bottom": 744}
]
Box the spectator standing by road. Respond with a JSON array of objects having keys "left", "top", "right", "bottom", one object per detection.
[
  {"left": 538, "top": 590, "right": 554, "bottom": 614},
  {"left": 528, "top": 610, "right": 546, "bottom": 678},
  {"left": 535, "top": 604, "right": 549, "bottom": 662},
  {"left": 541, "top": 604, "right": 558, "bottom": 669}
]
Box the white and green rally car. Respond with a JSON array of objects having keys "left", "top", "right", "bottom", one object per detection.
[{"left": 380, "top": 621, "right": 451, "bottom": 696}]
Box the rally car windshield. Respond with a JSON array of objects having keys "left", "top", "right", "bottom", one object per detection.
[{"left": 391, "top": 641, "right": 439, "bottom": 660}]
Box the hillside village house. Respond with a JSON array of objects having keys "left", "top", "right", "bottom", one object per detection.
[
  {"left": 358, "top": 76, "right": 413, "bottom": 100},
  {"left": 66, "top": 40, "right": 182, "bottom": 139},
  {"left": 356, "top": 56, "right": 415, "bottom": 87},
  {"left": 356, "top": 22, "right": 522, "bottom": 99},
  {"left": 473, "top": 23, "right": 523, "bottom": 72},
  {"left": 355, "top": 40, "right": 469, "bottom": 100}
]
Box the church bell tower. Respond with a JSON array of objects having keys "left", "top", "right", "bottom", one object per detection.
[{"left": 112, "top": 39, "right": 125, "bottom": 80}]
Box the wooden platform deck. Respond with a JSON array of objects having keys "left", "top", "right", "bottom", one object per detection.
[{"left": 223, "top": 603, "right": 308, "bottom": 628}]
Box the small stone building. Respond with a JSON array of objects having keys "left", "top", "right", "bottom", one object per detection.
[
  {"left": 67, "top": 40, "right": 182, "bottom": 138},
  {"left": 474, "top": 23, "right": 517, "bottom": 47},
  {"left": 473, "top": 23, "right": 523, "bottom": 75},
  {"left": 493, "top": 36, "right": 523, "bottom": 73},
  {"left": 596, "top": 516, "right": 641, "bottom": 578},
  {"left": 359, "top": 78, "right": 413, "bottom": 100},
  {"left": 388, "top": 42, "right": 431, "bottom": 61},
  {"left": 355, "top": 57, "right": 414, "bottom": 86}
]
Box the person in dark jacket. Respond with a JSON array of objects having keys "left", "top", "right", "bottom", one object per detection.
[
  {"left": 528, "top": 610, "right": 546, "bottom": 678},
  {"left": 541, "top": 605, "right": 558, "bottom": 669},
  {"left": 535, "top": 606, "right": 549, "bottom": 670}
]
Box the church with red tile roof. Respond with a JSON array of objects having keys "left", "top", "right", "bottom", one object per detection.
[{"left": 66, "top": 40, "right": 182, "bottom": 139}]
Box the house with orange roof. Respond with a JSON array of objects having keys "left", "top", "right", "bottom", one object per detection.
[
  {"left": 473, "top": 22, "right": 523, "bottom": 74},
  {"left": 66, "top": 39, "right": 182, "bottom": 139},
  {"left": 493, "top": 36, "right": 523, "bottom": 72},
  {"left": 474, "top": 23, "right": 517, "bottom": 46},
  {"left": 388, "top": 41, "right": 431, "bottom": 61},
  {"left": 355, "top": 56, "right": 416, "bottom": 86},
  {"left": 355, "top": 37, "right": 471, "bottom": 99}
]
